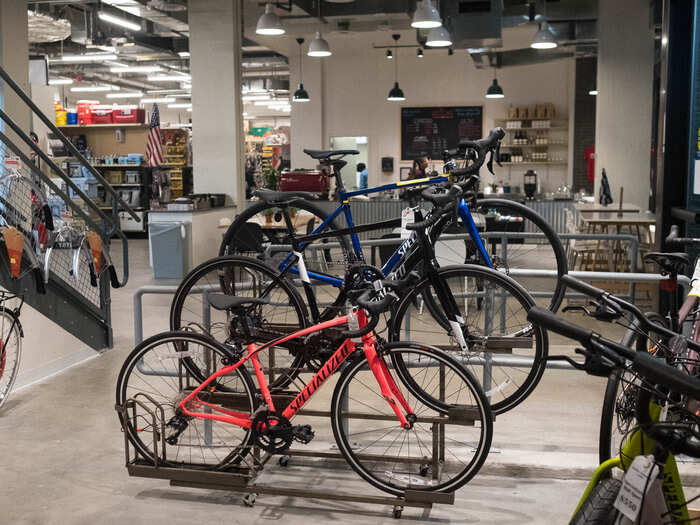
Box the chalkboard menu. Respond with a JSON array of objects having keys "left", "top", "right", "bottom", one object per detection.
[{"left": 401, "top": 106, "right": 483, "bottom": 161}]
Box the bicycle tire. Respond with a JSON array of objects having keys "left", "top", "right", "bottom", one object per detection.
[
  {"left": 431, "top": 198, "right": 568, "bottom": 313},
  {"left": 170, "top": 255, "right": 309, "bottom": 390},
  {"left": 116, "top": 331, "right": 258, "bottom": 469},
  {"left": 219, "top": 199, "right": 352, "bottom": 321},
  {"left": 569, "top": 478, "right": 622, "bottom": 525},
  {"left": 0, "top": 307, "right": 22, "bottom": 410},
  {"left": 389, "top": 264, "right": 548, "bottom": 415},
  {"left": 599, "top": 312, "right": 667, "bottom": 463},
  {"left": 330, "top": 341, "right": 493, "bottom": 496}
]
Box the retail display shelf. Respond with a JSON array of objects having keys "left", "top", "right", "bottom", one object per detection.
[
  {"left": 90, "top": 164, "right": 148, "bottom": 169},
  {"left": 501, "top": 143, "right": 568, "bottom": 148},
  {"left": 58, "top": 123, "right": 148, "bottom": 129},
  {"left": 502, "top": 126, "right": 568, "bottom": 130},
  {"left": 99, "top": 206, "right": 146, "bottom": 211},
  {"left": 97, "top": 183, "right": 142, "bottom": 187},
  {"left": 500, "top": 161, "right": 567, "bottom": 166}
]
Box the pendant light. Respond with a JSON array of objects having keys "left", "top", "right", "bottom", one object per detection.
[
  {"left": 307, "top": 2, "right": 331, "bottom": 57},
  {"left": 417, "top": 48, "right": 424, "bottom": 58},
  {"left": 485, "top": 67, "right": 504, "bottom": 98},
  {"left": 531, "top": 1, "right": 557, "bottom": 49},
  {"left": 386, "top": 49, "right": 393, "bottom": 59},
  {"left": 411, "top": 0, "right": 442, "bottom": 29},
  {"left": 256, "top": 3, "right": 285, "bottom": 36},
  {"left": 387, "top": 34, "right": 405, "bottom": 101},
  {"left": 293, "top": 38, "right": 310, "bottom": 102},
  {"left": 426, "top": 24, "right": 452, "bottom": 47}
]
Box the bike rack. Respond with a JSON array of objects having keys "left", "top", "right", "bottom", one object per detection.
[{"left": 117, "top": 389, "right": 459, "bottom": 519}]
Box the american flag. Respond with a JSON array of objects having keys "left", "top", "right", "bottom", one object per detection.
[{"left": 146, "top": 103, "right": 163, "bottom": 167}]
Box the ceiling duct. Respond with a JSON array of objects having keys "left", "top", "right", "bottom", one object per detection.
[
  {"left": 28, "top": 11, "right": 72, "bottom": 44},
  {"left": 440, "top": 0, "right": 503, "bottom": 48},
  {"left": 469, "top": 47, "right": 574, "bottom": 69},
  {"left": 147, "top": 0, "right": 187, "bottom": 12}
]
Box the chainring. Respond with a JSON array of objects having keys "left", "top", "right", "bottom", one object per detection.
[{"left": 251, "top": 411, "right": 294, "bottom": 454}]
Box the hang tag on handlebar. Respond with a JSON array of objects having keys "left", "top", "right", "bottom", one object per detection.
[
  {"left": 346, "top": 304, "right": 362, "bottom": 343},
  {"left": 400, "top": 207, "right": 413, "bottom": 239}
]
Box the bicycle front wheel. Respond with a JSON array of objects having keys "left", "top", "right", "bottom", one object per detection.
[
  {"left": 0, "top": 307, "right": 22, "bottom": 410},
  {"left": 389, "top": 265, "right": 548, "bottom": 415},
  {"left": 432, "top": 198, "right": 567, "bottom": 312},
  {"left": 570, "top": 478, "right": 622, "bottom": 525},
  {"left": 330, "top": 342, "right": 493, "bottom": 497}
]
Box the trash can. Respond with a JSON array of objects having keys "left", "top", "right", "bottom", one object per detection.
[{"left": 149, "top": 221, "right": 190, "bottom": 279}]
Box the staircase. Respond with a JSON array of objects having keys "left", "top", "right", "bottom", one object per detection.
[{"left": 0, "top": 65, "right": 139, "bottom": 350}]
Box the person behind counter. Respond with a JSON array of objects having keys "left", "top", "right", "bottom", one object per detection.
[
  {"left": 356, "top": 162, "right": 368, "bottom": 190},
  {"left": 408, "top": 157, "right": 428, "bottom": 180}
]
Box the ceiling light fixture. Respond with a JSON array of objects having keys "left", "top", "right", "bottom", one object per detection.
[
  {"left": 589, "top": 89, "right": 598, "bottom": 96},
  {"left": 256, "top": 3, "right": 285, "bottom": 36},
  {"left": 308, "top": 32, "right": 331, "bottom": 57},
  {"left": 485, "top": 79, "right": 504, "bottom": 99},
  {"left": 387, "top": 34, "right": 405, "bottom": 102},
  {"left": 411, "top": 0, "right": 442, "bottom": 29},
  {"left": 57, "top": 53, "right": 118, "bottom": 63},
  {"left": 243, "top": 94, "right": 271, "bottom": 101},
  {"left": 168, "top": 103, "right": 192, "bottom": 108},
  {"left": 386, "top": 49, "right": 393, "bottom": 59},
  {"left": 71, "top": 85, "right": 119, "bottom": 92},
  {"left": 110, "top": 65, "right": 162, "bottom": 73},
  {"left": 531, "top": 1, "right": 557, "bottom": 49},
  {"left": 417, "top": 48, "right": 424, "bottom": 58},
  {"left": 178, "top": 51, "right": 190, "bottom": 57},
  {"left": 141, "top": 97, "right": 175, "bottom": 104},
  {"left": 426, "top": 25, "right": 452, "bottom": 47},
  {"left": 147, "top": 74, "right": 192, "bottom": 82},
  {"left": 48, "top": 78, "right": 73, "bottom": 85},
  {"left": 98, "top": 12, "right": 141, "bottom": 31},
  {"left": 106, "top": 92, "right": 143, "bottom": 98},
  {"left": 293, "top": 37, "right": 310, "bottom": 102}
]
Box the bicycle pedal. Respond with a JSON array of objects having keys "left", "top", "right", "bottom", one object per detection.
[{"left": 292, "top": 424, "right": 315, "bottom": 444}]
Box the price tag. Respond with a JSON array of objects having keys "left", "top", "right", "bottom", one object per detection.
[
  {"left": 400, "top": 207, "right": 413, "bottom": 239},
  {"left": 613, "top": 455, "right": 658, "bottom": 522},
  {"left": 691, "top": 258, "right": 700, "bottom": 296},
  {"left": 346, "top": 304, "right": 362, "bottom": 343}
]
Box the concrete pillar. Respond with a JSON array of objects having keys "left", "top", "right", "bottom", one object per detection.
[
  {"left": 289, "top": 44, "right": 324, "bottom": 170},
  {"left": 0, "top": 1, "right": 30, "bottom": 155},
  {"left": 594, "top": 0, "right": 654, "bottom": 210},
  {"left": 189, "top": 0, "right": 244, "bottom": 208}
]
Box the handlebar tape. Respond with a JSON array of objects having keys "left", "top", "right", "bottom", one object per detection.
[
  {"left": 561, "top": 275, "right": 605, "bottom": 299},
  {"left": 527, "top": 306, "right": 594, "bottom": 345}
]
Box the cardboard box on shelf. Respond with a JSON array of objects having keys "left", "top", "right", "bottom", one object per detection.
[{"left": 507, "top": 105, "right": 518, "bottom": 119}]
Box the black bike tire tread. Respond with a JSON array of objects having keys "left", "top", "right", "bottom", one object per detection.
[{"left": 569, "top": 478, "right": 622, "bottom": 525}]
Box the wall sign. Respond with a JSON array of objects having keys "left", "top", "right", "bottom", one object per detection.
[{"left": 401, "top": 106, "right": 483, "bottom": 161}]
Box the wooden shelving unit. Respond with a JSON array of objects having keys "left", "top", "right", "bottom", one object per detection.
[{"left": 57, "top": 123, "right": 147, "bottom": 129}]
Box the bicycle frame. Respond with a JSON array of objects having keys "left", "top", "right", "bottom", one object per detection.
[
  {"left": 276, "top": 174, "right": 493, "bottom": 289},
  {"left": 177, "top": 308, "right": 415, "bottom": 429},
  {"left": 574, "top": 403, "right": 690, "bottom": 522}
]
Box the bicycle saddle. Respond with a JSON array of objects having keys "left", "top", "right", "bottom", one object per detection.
[
  {"left": 206, "top": 294, "right": 270, "bottom": 311},
  {"left": 303, "top": 148, "right": 359, "bottom": 161},
  {"left": 644, "top": 252, "right": 689, "bottom": 275},
  {"left": 254, "top": 188, "right": 317, "bottom": 204}
]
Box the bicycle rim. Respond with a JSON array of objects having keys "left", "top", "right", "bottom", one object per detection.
[
  {"left": 389, "top": 264, "right": 548, "bottom": 415},
  {"left": 116, "top": 331, "right": 257, "bottom": 469},
  {"left": 330, "top": 343, "right": 493, "bottom": 496},
  {"left": 0, "top": 309, "right": 21, "bottom": 410}
]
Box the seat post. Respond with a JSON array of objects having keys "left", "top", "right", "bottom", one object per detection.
[{"left": 331, "top": 161, "right": 347, "bottom": 196}]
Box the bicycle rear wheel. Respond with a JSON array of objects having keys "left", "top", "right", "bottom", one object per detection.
[
  {"left": 330, "top": 342, "right": 493, "bottom": 496},
  {"left": 390, "top": 264, "right": 547, "bottom": 415},
  {"left": 0, "top": 307, "right": 21, "bottom": 410},
  {"left": 432, "top": 198, "right": 567, "bottom": 312},
  {"left": 116, "top": 331, "right": 258, "bottom": 469},
  {"left": 219, "top": 199, "right": 352, "bottom": 320},
  {"left": 170, "top": 256, "right": 309, "bottom": 390},
  {"left": 569, "top": 478, "right": 622, "bottom": 525}
]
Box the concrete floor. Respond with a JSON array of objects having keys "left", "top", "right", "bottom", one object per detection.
[{"left": 0, "top": 239, "right": 692, "bottom": 524}]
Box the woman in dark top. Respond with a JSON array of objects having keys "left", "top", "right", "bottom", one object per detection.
[{"left": 409, "top": 157, "right": 428, "bottom": 180}]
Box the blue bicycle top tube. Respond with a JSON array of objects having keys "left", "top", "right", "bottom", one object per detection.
[
  {"left": 341, "top": 175, "right": 448, "bottom": 199},
  {"left": 458, "top": 198, "right": 493, "bottom": 268}
]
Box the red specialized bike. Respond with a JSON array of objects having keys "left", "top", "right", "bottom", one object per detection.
[{"left": 117, "top": 272, "right": 493, "bottom": 496}]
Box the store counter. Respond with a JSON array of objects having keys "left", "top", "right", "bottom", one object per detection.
[{"left": 148, "top": 206, "right": 236, "bottom": 276}]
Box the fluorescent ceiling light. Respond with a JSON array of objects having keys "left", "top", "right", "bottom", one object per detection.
[
  {"left": 187, "top": 108, "right": 192, "bottom": 112},
  {"left": 168, "top": 103, "right": 192, "bottom": 108},
  {"left": 110, "top": 65, "right": 161, "bottom": 73},
  {"left": 71, "top": 85, "right": 119, "bottom": 92},
  {"left": 57, "top": 53, "right": 118, "bottom": 63},
  {"left": 426, "top": 26, "right": 452, "bottom": 47},
  {"left": 243, "top": 94, "right": 271, "bottom": 101},
  {"left": 411, "top": 0, "right": 442, "bottom": 29},
  {"left": 106, "top": 92, "right": 143, "bottom": 98},
  {"left": 146, "top": 88, "right": 182, "bottom": 94},
  {"left": 589, "top": 89, "right": 598, "bottom": 96},
  {"left": 48, "top": 78, "right": 73, "bottom": 85},
  {"left": 256, "top": 3, "right": 285, "bottom": 36},
  {"left": 98, "top": 12, "right": 141, "bottom": 31},
  {"left": 147, "top": 75, "right": 191, "bottom": 82},
  {"left": 178, "top": 51, "right": 190, "bottom": 57},
  {"left": 141, "top": 97, "right": 175, "bottom": 103}
]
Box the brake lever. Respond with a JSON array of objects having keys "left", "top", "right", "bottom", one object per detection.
[
  {"left": 487, "top": 150, "right": 495, "bottom": 176},
  {"left": 547, "top": 354, "right": 586, "bottom": 371},
  {"left": 495, "top": 144, "right": 502, "bottom": 167}
]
